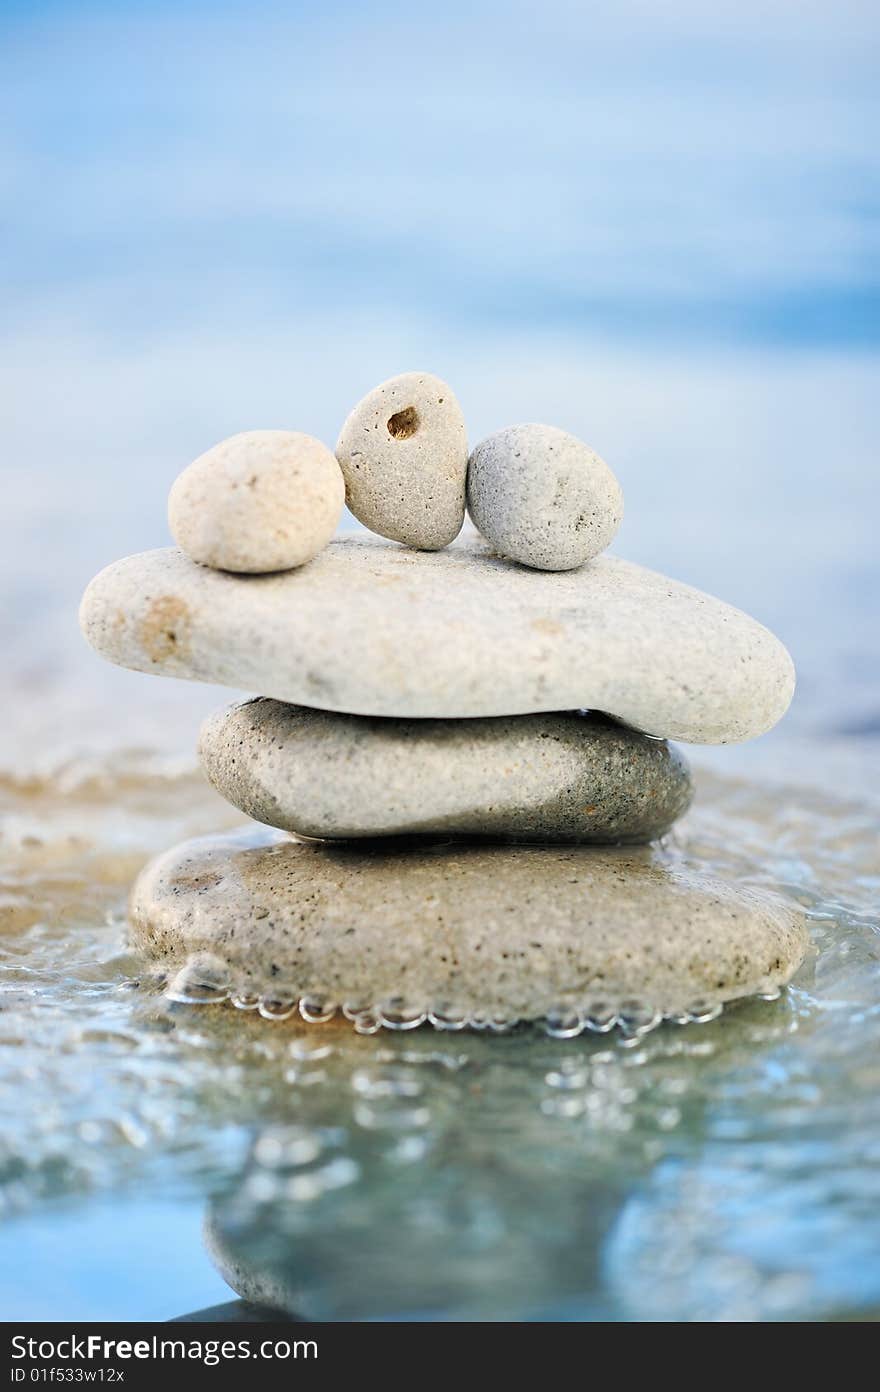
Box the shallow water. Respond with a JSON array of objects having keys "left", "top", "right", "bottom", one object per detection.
[{"left": 1, "top": 737, "right": 878, "bottom": 1320}]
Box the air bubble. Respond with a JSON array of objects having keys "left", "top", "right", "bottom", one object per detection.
[
  {"left": 231, "top": 991, "right": 260, "bottom": 1010},
  {"left": 377, "top": 999, "right": 427, "bottom": 1031},
  {"left": 342, "top": 1000, "right": 372, "bottom": 1021},
  {"left": 165, "top": 957, "right": 230, "bottom": 1005},
  {"left": 258, "top": 996, "right": 298, "bottom": 1021},
  {"left": 544, "top": 1008, "right": 585, "bottom": 1039},
  {"left": 428, "top": 1004, "right": 468, "bottom": 1031},
  {"left": 618, "top": 999, "right": 662, "bottom": 1035},
  {"left": 684, "top": 1000, "right": 724, "bottom": 1024},
  {"left": 665, "top": 1008, "right": 692, "bottom": 1025},
  {"left": 352, "top": 1009, "right": 381, "bottom": 1035},
  {"left": 178, "top": 981, "right": 770, "bottom": 1038},
  {"left": 585, "top": 1001, "right": 617, "bottom": 1032},
  {"left": 299, "top": 996, "right": 338, "bottom": 1024}
]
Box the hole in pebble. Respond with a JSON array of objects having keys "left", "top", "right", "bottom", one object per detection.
[{"left": 387, "top": 406, "right": 420, "bottom": 439}]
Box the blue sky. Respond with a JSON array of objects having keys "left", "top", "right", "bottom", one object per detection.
[{"left": 3, "top": 0, "right": 878, "bottom": 346}]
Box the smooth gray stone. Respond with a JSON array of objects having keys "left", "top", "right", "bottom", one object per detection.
[
  {"left": 467, "top": 423, "right": 623, "bottom": 570},
  {"left": 79, "top": 533, "right": 796, "bottom": 744},
  {"left": 130, "top": 826, "right": 809, "bottom": 1022},
  {"left": 198, "top": 700, "right": 693, "bottom": 844}
]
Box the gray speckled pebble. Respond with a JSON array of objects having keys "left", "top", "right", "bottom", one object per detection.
[
  {"left": 468, "top": 423, "right": 623, "bottom": 571},
  {"left": 199, "top": 699, "right": 693, "bottom": 844},
  {"left": 130, "top": 826, "right": 809, "bottom": 1020},
  {"left": 79, "top": 533, "right": 795, "bottom": 744},
  {"left": 168, "top": 430, "right": 344, "bottom": 573},
  {"left": 335, "top": 372, "right": 467, "bottom": 549}
]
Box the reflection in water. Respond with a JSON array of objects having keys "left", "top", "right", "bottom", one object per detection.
[
  {"left": 173, "top": 1299, "right": 293, "bottom": 1324},
  {"left": 200, "top": 1032, "right": 714, "bottom": 1320},
  {"left": 200, "top": 964, "right": 880, "bottom": 1321}
]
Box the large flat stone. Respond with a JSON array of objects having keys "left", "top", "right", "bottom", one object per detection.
[
  {"left": 129, "top": 827, "right": 809, "bottom": 1022},
  {"left": 80, "top": 532, "right": 795, "bottom": 743},
  {"left": 199, "top": 700, "right": 693, "bottom": 844}
]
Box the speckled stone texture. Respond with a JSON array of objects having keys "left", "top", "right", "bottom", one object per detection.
[
  {"left": 79, "top": 533, "right": 795, "bottom": 744},
  {"left": 199, "top": 699, "right": 693, "bottom": 844},
  {"left": 467, "top": 423, "right": 623, "bottom": 570},
  {"left": 335, "top": 372, "right": 468, "bottom": 549},
  {"left": 167, "top": 430, "right": 344, "bottom": 573},
  {"left": 129, "top": 827, "right": 809, "bottom": 1020}
]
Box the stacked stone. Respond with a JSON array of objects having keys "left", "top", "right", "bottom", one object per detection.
[{"left": 80, "top": 372, "right": 807, "bottom": 1034}]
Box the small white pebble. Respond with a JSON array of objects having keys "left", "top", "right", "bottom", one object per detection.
[
  {"left": 467, "top": 423, "right": 623, "bottom": 571},
  {"left": 168, "top": 430, "right": 344, "bottom": 573},
  {"left": 335, "top": 372, "right": 467, "bottom": 550}
]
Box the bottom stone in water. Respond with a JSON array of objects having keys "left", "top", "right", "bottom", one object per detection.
[{"left": 129, "top": 827, "right": 809, "bottom": 1024}]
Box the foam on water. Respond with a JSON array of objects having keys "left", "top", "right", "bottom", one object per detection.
[{"left": 161, "top": 958, "right": 730, "bottom": 1040}]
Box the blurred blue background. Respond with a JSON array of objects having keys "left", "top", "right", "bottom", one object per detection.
[{"left": 1, "top": 0, "right": 878, "bottom": 764}]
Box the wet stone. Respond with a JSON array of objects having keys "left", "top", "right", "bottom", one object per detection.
[
  {"left": 129, "top": 826, "right": 809, "bottom": 1024},
  {"left": 198, "top": 700, "right": 694, "bottom": 844}
]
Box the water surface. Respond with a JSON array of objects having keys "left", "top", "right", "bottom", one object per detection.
[{"left": 1, "top": 732, "right": 878, "bottom": 1319}]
